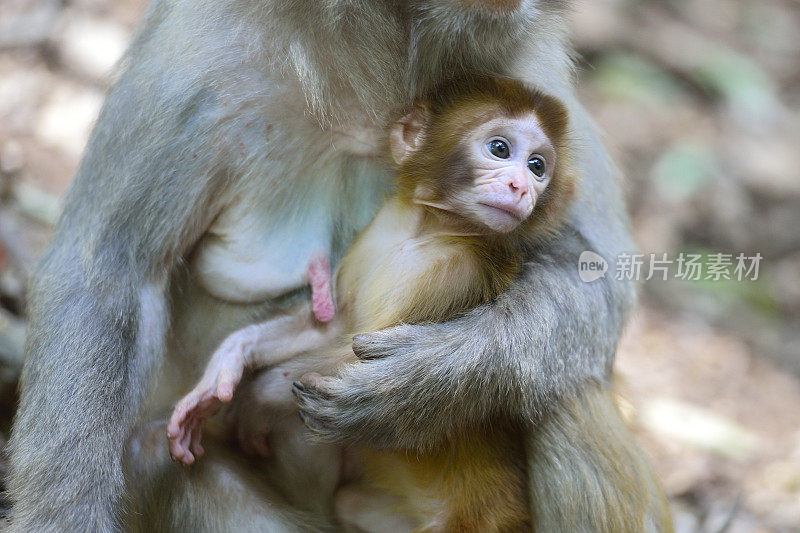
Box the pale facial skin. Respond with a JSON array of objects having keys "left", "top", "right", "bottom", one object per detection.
[{"left": 451, "top": 113, "right": 556, "bottom": 233}]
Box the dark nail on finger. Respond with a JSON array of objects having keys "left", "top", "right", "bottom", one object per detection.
[
  {"left": 293, "top": 381, "right": 305, "bottom": 391},
  {"left": 298, "top": 411, "right": 307, "bottom": 424}
]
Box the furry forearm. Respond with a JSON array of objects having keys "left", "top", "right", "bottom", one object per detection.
[
  {"left": 7, "top": 255, "right": 166, "bottom": 531},
  {"left": 294, "top": 230, "right": 636, "bottom": 451},
  {"left": 392, "top": 230, "right": 632, "bottom": 424}
]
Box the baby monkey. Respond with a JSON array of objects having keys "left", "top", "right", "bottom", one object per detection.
[{"left": 168, "top": 77, "right": 575, "bottom": 531}]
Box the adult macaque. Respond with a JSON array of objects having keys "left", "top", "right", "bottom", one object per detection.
[
  {"left": 7, "top": 1, "right": 671, "bottom": 532},
  {"left": 168, "top": 78, "right": 574, "bottom": 531}
]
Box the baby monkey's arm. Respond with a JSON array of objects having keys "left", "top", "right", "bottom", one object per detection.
[{"left": 167, "top": 258, "right": 339, "bottom": 465}]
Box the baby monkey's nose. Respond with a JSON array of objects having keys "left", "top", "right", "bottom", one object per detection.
[{"left": 507, "top": 172, "right": 529, "bottom": 201}]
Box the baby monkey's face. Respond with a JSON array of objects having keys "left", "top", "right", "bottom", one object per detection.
[
  {"left": 393, "top": 101, "right": 564, "bottom": 235},
  {"left": 449, "top": 112, "right": 556, "bottom": 233}
]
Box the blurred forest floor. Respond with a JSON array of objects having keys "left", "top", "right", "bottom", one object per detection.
[{"left": 0, "top": 0, "right": 798, "bottom": 531}]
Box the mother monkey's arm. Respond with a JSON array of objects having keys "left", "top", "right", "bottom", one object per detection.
[{"left": 293, "top": 93, "right": 637, "bottom": 451}]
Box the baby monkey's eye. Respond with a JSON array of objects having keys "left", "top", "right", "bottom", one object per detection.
[
  {"left": 488, "top": 139, "right": 510, "bottom": 159},
  {"left": 528, "top": 156, "right": 546, "bottom": 178}
]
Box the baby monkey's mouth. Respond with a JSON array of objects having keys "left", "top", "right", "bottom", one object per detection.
[{"left": 479, "top": 202, "right": 528, "bottom": 222}]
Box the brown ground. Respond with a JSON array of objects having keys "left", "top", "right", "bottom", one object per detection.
[{"left": 0, "top": 1, "right": 798, "bottom": 531}]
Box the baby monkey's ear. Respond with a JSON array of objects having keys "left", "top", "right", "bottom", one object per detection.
[{"left": 389, "top": 105, "right": 429, "bottom": 165}]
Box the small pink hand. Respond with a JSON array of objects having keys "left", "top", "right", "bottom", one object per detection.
[{"left": 166, "top": 363, "right": 242, "bottom": 465}]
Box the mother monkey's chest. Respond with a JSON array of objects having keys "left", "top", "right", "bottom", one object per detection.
[{"left": 191, "top": 154, "right": 391, "bottom": 305}]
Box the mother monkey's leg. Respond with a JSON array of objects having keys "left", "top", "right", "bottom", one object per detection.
[{"left": 123, "top": 421, "right": 330, "bottom": 533}]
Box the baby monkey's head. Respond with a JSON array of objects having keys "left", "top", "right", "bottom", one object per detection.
[{"left": 392, "top": 77, "right": 575, "bottom": 238}]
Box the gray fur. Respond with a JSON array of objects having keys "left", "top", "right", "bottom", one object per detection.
[{"left": 7, "top": 0, "right": 639, "bottom": 530}]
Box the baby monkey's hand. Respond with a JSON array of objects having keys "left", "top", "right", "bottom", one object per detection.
[{"left": 167, "top": 326, "right": 260, "bottom": 465}]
